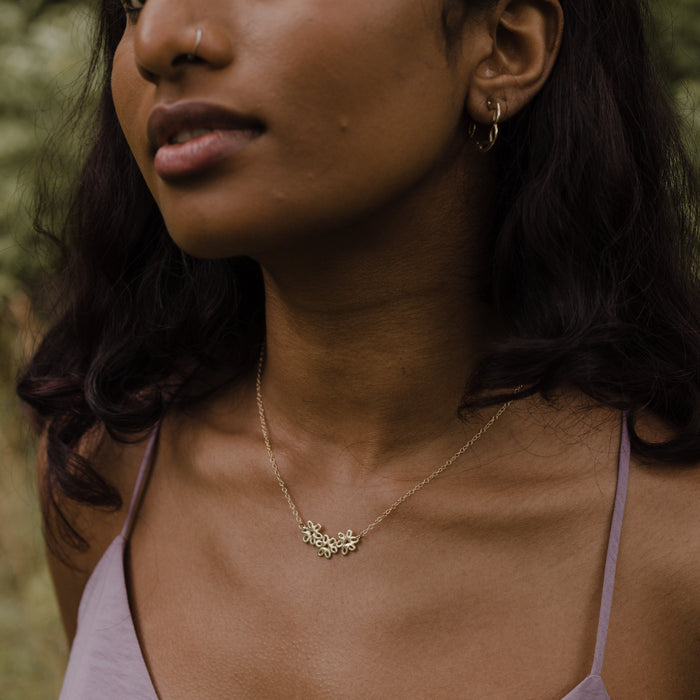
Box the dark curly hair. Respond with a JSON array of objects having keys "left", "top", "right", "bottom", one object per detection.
[{"left": 18, "top": 0, "right": 700, "bottom": 552}]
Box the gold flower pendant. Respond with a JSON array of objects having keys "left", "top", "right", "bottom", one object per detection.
[{"left": 301, "top": 521, "right": 361, "bottom": 559}]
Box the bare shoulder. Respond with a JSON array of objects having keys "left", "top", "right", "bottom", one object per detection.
[
  {"left": 615, "top": 416, "right": 700, "bottom": 689},
  {"left": 38, "top": 425, "right": 153, "bottom": 644},
  {"left": 628, "top": 415, "right": 700, "bottom": 595},
  {"left": 626, "top": 449, "right": 700, "bottom": 608}
]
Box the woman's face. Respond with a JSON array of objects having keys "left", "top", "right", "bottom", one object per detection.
[{"left": 112, "top": 0, "right": 483, "bottom": 258}]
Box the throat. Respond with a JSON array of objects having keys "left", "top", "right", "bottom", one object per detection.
[{"left": 263, "top": 275, "right": 490, "bottom": 432}]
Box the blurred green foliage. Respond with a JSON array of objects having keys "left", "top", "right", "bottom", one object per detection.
[
  {"left": 654, "top": 0, "right": 700, "bottom": 137},
  {"left": 1, "top": 3, "right": 92, "bottom": 697},
  {"left": 0, "top": 0, "right": 698, "bottom": 697},
  {"left": 0, "top": 0, "right": 91, "bottom": 297}
]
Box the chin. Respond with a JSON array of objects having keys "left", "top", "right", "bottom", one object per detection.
[
  {"left": 162, "top": 215, "right": 288, "bottom": 260},
  {"left": 163, "top": 221, "right": 243, "bottom": 259}
]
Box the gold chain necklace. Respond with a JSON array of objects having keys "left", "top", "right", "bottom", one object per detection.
[{"left": 256, "top": 350, "right": 519, "bottom": 559}]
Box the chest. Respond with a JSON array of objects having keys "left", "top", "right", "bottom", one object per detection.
[
  {"left": 124, "top": 442, "right": 696, "bottom": 700},
  {"left": 127, "top": 505, "right": 614, "bottom": 699}
]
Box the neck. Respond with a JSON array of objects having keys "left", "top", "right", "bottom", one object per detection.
[{"left": 255, "top": 165, "right": 497, "bottom": 468}]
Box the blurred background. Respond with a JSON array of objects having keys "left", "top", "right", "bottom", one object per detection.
[{"left": 0, "top": 0, "right": 698, "bottom": 698}]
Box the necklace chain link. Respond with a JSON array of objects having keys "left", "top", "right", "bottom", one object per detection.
[{"left": 256, "top": 349, "right": 519, "bottom": 558}]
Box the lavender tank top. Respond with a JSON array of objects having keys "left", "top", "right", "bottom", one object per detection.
[{"left": 59, "top": 415, "right": 631, "bottom": 700}]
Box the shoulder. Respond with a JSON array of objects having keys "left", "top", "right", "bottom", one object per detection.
[
  {"left": 626, "top": 414, "right": 700, "bottom": 580},
  {"left": 39, "top": 425, "right": 153, "bottom": 644},
  {"left": 616, "top": 416, "right": 700, "bottom": 687},
  {"left": 625, "top": 450, "right": 700, "bottom": 613}
]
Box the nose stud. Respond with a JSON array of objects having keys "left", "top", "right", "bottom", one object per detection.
[{"left": 187, "top": 28, "right": 203, "bottom": 62}]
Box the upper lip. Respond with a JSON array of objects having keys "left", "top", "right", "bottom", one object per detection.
[{"left": 147, "top": 101, "right": 265, "bottom": 151}]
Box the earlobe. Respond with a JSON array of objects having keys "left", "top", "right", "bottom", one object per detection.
[{"left": 466, "top": 0, "right": 563, "bottom": 124}]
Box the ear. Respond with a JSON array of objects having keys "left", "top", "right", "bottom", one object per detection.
[{"left": 466, "top": 0, "right": 563, "bottom": 124}]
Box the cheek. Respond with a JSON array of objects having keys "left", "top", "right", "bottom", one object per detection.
[
  {"left": 244, "top": 6, "right": 467, "bottom": 216},
  {"left": 111, "top": 42, "right": 151, "bottom": 173},
  {"left": 111, "top": 44, "right": 134, "bottom": 139},
  {"left": 267, "top": 3, "right": 463, "bottom": 139}
]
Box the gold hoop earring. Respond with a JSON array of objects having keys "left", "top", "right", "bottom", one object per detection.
[{"left": 471, "top": 99, "right": 502, "bottom": 153}]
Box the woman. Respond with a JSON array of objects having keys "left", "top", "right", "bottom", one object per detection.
[{"left": 19, "top": 0, "right": 700, "bottom": 697}]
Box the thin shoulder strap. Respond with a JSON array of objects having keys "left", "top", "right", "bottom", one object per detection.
[
  {"left": 590, "top": 411, "right": 631, "bottom": 676},
  {"left": 120, "top": 422, "right": 161, "bottom": 540}
]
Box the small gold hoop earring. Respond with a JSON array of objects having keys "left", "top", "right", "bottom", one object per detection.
[{"left": 470, "top": 99, "right": 501, "bottom": 153}]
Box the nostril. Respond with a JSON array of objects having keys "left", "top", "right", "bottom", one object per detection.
[
  {"left": 136, "top": 61, "right": 158, "bottom": 83},
  {"left": 175, "top": 53, "right": 204, "bottom": 67}
]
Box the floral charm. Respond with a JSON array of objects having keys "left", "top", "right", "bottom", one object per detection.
[
  {"left": 337, "top": 530, "right": 360, "bottom": 555},
  {"left": 300, "top": 521, "right": 360, "bottom": 559},
  {"left": 301, "top": 521, "right": 323, "bottom": 546}
]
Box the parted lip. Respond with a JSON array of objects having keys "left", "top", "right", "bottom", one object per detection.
[{"left": 147, "top": 101, "right": 265, "bottom": 152}]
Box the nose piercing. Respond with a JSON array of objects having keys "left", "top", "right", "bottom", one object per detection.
[{"left": 187, "top": 28, "right": 203, "bottom": 61}]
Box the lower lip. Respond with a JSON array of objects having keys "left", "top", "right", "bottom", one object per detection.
[{"left": 153, "top": 129, "right": 261, "bottom": 180}]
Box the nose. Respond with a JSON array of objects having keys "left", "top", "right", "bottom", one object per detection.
[{"left": 133, "top": 2, "right": 234, "bottom": 83}]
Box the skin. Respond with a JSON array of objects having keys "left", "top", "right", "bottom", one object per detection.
[{"left": 47, "top": 0, "right": 700, "bottom": 698}]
